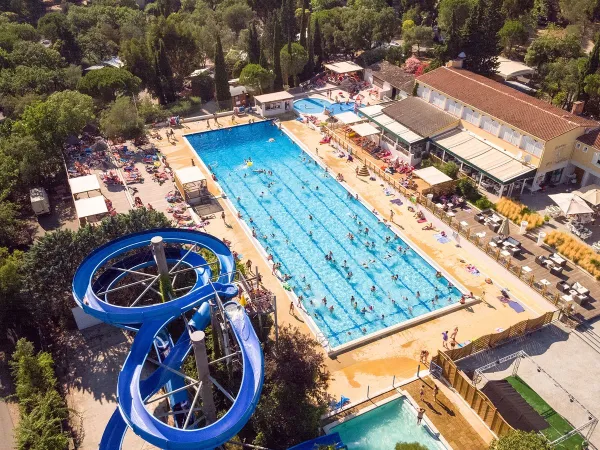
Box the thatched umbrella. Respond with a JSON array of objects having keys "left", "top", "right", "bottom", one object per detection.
[{"left": 357, "top": 164, "right": 370, "bottom": 177}]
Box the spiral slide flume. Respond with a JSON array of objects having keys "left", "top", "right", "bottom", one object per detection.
[{"left": 72, "top": 229, "right": 264, "bottom": 450}]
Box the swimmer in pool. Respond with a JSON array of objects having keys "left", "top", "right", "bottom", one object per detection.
[{"left": 268, "top": 138, "right": 275, "bottom": 142}]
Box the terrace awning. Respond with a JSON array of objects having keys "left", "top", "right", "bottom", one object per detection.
[
  {"left": 324, "top": 61, "right": 363, "bottom": 74},
  {"left": 432, "top": 129, "right": 536, "bottom": 184},
  {"left": 175, "top": 166, "right": 206, "bottom": 185},
  {"left": 413, "top": 166, "right": 452, "bottom": 186},
  {"left": 69, "top": 174, "right": 101, "bottom": 196},
  {"left": 358, "top": 104, "right": 423, "bottom": 144},
  {"left": 335, "top": 111, "right": 363, "bottom": 124},
  {"left": 74, "top": 196, "right": 108, "bottom": 219},
  {"left": 351, "top": 123, "right": 380, "bottom": 137}
]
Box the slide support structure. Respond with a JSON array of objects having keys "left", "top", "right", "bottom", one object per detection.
[{"left": 191, "top": 330, "right": 217, "bottom": 424}]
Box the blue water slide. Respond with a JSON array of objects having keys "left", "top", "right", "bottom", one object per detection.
[{"left": 72, "top": 229, "right": 264, "bottom": 450}]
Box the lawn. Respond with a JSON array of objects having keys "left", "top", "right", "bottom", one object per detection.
[{"left": 505, "top": 376, "right": 587, "bottom": 450}]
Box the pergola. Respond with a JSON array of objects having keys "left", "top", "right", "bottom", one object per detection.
[
  {"left": 74, "top": 196, "right": 108, "bottom": 225},
  {"left": 175, "top": 166, "right": 208, "bottom": 205},
  {"left": 69, "top": 174, "right": 101, "bottom": 199},
  {"left": 350, "top": 123, "right": 380, "bottom": 137}
]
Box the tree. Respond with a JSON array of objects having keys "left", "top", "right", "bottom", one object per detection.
[
  {"left": 305, "top": 18, "right": 315, "bottom": 77},
  {"left": 299, "top": 0, "right": 310, "bottom": 48},
  {"left": 542, "top": 57, "right": 585, "bottom": 108},
  {"left": 395, "top": 443, "right": 429, "bottom": 450},
  {"left": 248, "top": 22, "right": 261, "bottom": 64},
  {"left": 524, "top": 26, "right": 582, "bottom": 69},
  {"left": 0, "top": 247, "right": 23, "bottom": 333},
  {"left": 100, "top": 97, "right": 145, "bottom": 140},
  {"left": 37, "top": 12, "right": 82, "bottom": 64},
  {"left": 214, "top": 35, "right": 231, "bottom": 108},
  {"left": 437, "top": 0, "right": 474, "bottom": 31},
  {"left": 462, "top": 0, "right": 502, "bottom": 75},
  {"left": 559, "top": 0, "right": 594, "bottom": 28},
  {"left": 222, "top": 3, "right": 254, "bottom": 35},
  {"left": 21, "top": 209, "right": 171, "bottom": 327},
  {"left": 578, "top": 32, "right": 600, "bottom": 103},
  {"left": 280, "top": 42, "right": 309, "bottom": 86},
  {"left": 313, "top": 18, "right": 324, "bottom": 71},
  {"left": 239, "top": 64, "right": 274, "bottom": 94},
  {"left": 251, "top": 326, "right": 330, "bottom": 448},
  {"left": 502, "top": 0, "right": 534, "bottom": 18},
  {"left": 14, "top": 90, "right": 94, "bottom": 150},
  {"left": 498, "top": 20, "right": 529, "bottom": 57},
  {"left": 272, "top": 16, "right": 284, "bottom": 90},
  {"left": 403, "top": 25, "right": 433, "bottom": 56},
  {"left": 150, "top": 35, "right": 176, "bottom": 105},
  {"left": 489, "top": 430, "right": 552, "bottom": 450},
  {"left": 77, "top": 67, "right": 141, "bottom": 104}
]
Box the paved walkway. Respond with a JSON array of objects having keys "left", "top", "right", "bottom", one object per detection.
[{"left": 404, "top": 377, "right": 489, "bottom": 449}]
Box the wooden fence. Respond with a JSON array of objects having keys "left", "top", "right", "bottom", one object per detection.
[{"left": 432, "top": 311, "right": 558, "bottom": 437}]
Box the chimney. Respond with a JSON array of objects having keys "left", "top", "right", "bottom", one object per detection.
[{"left": 571, "top": 101, "right": 585, "bottom": 115}]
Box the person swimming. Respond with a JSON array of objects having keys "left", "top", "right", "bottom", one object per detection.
[{"left": 268, "top": 138, "right": 275, "bottom": 142}]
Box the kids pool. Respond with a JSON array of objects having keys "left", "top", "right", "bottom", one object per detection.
[
  {"left": 293, "top": 97, "right": 357, "bottom": 115},
  {"left": 187, "top": 122, "right": 462, "bottom": 349}
]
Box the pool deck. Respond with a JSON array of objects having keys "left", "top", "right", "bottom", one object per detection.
[{"left": 150, "top": 114, "right": 556, "bottom": 444}]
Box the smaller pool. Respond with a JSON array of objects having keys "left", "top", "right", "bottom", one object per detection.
[
  {"left": 294, "top": 97, "right": 357, "bottom": 115},
  {"left": 328, "top": 397, "right": 446, "bottom": 450}
]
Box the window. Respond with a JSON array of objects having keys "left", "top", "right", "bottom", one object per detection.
[
  {"left": 594, "top": 152, "right": 600, "bottom": 167},
  {"left": 520, "top": 136, "right": 543, "bottom": 157},
  {"left": 430, "top": 91, "right": 446, "bottom": 108},
  {"left": 463, "top": 108, "right": 480, "bottom": 125},
  {"left": 499, "top": 126, "right": 521, "bottom": 146},
  {"left": 447, "top": 100, "right": 462, "bottom": 117},
  {"left": 481, "top": 116, "right": 500, "bottom": 135},
  {"left": 583, "top": 146, "right": 589, "bottom": 153},
  {"left": 576, "top": 142, "right": 581, "bottom": 148}
]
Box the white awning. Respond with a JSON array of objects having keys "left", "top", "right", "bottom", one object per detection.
[
  {"left": 549, "top": 193, "right": 594, "bottom": 215},
  {"left": 175, "top": 166, "right": 206, "bottom": 185},
  {"left": 359, "top": 104, "right": 385, "bottom": 116},
  {"left": 254, "top": 91, "right": 294, "bottom": 103},
  {"left": 335, "top": 112, "right": 363, "bottom": 124},
  {"left": 359, "top": 104, "right": 422, "bottom": 144},
  {"left": 433, "top": 129, "right": 535, "bottom": 183},
  {"left": 351, "top": 123, "right": 380, "bottom": 137},
  {"left": 324, "top": 61, "right": 363, "bottom": 74},
  {"left": 413, "top": 166, "right": 452, "bottom": 186},
  {"left": 497, "top": 57, "right": 535, "bottom": 80},
  {"left": 574, "top": 184, "right": 600, "bottom": 206},
  {"left": 74, "top": 196, "right": 108, "bottom": 219},
  {"left": 69, "top": 174, "right": 100, "bottom": 195}
]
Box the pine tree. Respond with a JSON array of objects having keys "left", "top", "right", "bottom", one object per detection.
[
  {"left": 273, "top": 15, "right": 284, "bottom": 91},
  {"left": 299, "top": 0, "right": 309, "bottom": 48},
  {"left": 313, "top": 19, "right": 324, "bottom": 72},
  {"left": 461, "top": 0, "right": 500, "bottom": 75},
  {"left": 214, "top": 35, "right": 231, "bottom": 108},
  {"left": 579, "top": 33, "right": 600, "bottom": 103},
  {"left": 248, "top": 23, "right": 261, "bottom": 64},
  {"left": 444, "top": 8, "right": 462, "bottom": 62}
]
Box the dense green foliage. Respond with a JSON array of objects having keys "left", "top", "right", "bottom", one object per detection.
[
  {"left": 100, "top": 96, "right": 145, "bottom": 139},
  {"left": 395, "top": 443, "right": 429, "bottom": 450},
  {"left": 489, "top": 430, "right": 552, "bottom": 450},
  {"left": 10, "top": 339, "right": 70, "bottom": 450}
]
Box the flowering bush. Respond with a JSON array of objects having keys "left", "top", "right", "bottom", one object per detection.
[{"left": 404, "top": 56, "right": 422, "bottom": 74}]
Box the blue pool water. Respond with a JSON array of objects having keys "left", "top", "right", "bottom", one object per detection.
[
  {"left": 330, "top": 397, "right": 445, "bottom": 450},
  {"left": 188, "top": 122, "right": 461, "bottom": 348},
  {"left": 294, "top": 97, "right": 356, "bottom": 115}
]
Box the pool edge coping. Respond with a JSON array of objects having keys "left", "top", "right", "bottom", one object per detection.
[
  {"left": 322, "top": 376, "right": 452, "bottom": 450},
  {"left": 183, "top": 121, "right": 479, "bottom": 358}
]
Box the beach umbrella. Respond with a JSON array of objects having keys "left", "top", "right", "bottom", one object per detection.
[
  {"left": 357, "top": 164, "right": 370, "bottom": 177},
  {"left": 498, "top": 217, "right": 510, "bottom": 236},
  {"left": 574, "top": 184, "right": 600, "bottom": 206},
  {"left": 549, "top": 193, "right": 594, "bottom": 215}
]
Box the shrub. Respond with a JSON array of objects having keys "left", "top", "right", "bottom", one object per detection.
[
  {"left": 395, "top": 443, "right": 429, "bottom": 450},
  {"left": 544, "top": 231, "right": 600, "bottom": 278},
  {"left": 167, "top": 96, "right": 202, "bottom": 117},
  {"left": 475, "top": 197, "right": 495, "bottom": 210},
  {"left": 404, "top": 56, "right": 421, "bottom": 73},
  {"left": 439, "top": 161, "right": 459, "bottom": 179},
  {"left": 495, "top": 198, "right": 544, "bottom": 230},
  {"left": 457, "top": 178, "right": 479, "bottom": 202},
  {"left": 489, "top": 430, "right": 552, "bottom": 450}
]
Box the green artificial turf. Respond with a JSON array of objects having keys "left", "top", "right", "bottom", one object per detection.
[{"left": 505, "top": 375, "right": 586, "bottom": 450}]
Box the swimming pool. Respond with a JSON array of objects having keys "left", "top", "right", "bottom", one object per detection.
[
  {"left": 294, "top": 97, "right": 357, "bottom": 115},
  {"left": 328, "top": 397, "right": 446, "bottom": 450},
  {"left": 187, "top": 122, "right": 462, "bottom": 349}
]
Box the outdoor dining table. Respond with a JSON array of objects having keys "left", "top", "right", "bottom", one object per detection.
[{"left": 540, "top": 279, "right": 551, "bottom": 287}]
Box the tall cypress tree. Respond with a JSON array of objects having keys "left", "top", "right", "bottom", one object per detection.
[
  {"left": 313, "top": 19, "right": 324, "bottom": 72},
  {"left": 305, "top": 18, "right": 315, "bottom": 78},
  {"left": 154, "top": 38, "right": 176, "bottom": 104},
  {"left": 579, "top": 33, "right": 600, "bottom": 102},
  {"left": 462, "top": 0, "right": 500, "bottom": 75},
  {"left": 282, "top": 0, "right": 296, "bottom": 85},
  {"left": 248, "top": 23, "right": 261, "bottom": 64},
  {"left": 299, "top": 0, "right": 309, "bottom": 48},
  {"left": 273, "top": 15, "right": 284, "bottom": 91},
  {"left": 214, "top": 35, "right": 231, "bottom": 107}
]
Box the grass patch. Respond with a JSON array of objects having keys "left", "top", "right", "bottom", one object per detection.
[{"left": 505, "top": 376, "right": 587, "bottom": 450}]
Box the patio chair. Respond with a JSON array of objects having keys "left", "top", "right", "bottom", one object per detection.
[
  {"left": 535, "top": 255, "right": 548, "bottom": 266},
  {"left": 556, "top": 281, "right": 571, "bottom": 293},
  {"left": 550, "top": 265, "right": 564, "bottom": 276},
  {"left": 491, "top": 236, "right": 505, "bottom": 245}
]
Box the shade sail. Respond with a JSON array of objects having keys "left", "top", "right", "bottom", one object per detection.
[
  {"left": 175, "top": 166, "right": 206, "bottom": 185},
  {"left": 574, "top": 184, "right": 600, "bottom": 206},
  {"left": 69, "top": 174, "right": 100, "bottom": 195},
  {"left": 549, "top": 193, "right": 594, "bottom": 215},
  {"left": 324, "top": 61, "right": 363, "bottom": 74},
  {"left": 350, "top": 123, "right": 380, "bottom": 137},
  {"left": 335, "top": 111, "right": 363, "bottom": 124},
  {"left": 74, "top": 196, "right": 108, "bottom": 219},
  {"left": 413, "top": 166, "right": 452, "bottom": 186}
]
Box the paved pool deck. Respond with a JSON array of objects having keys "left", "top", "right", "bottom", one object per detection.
[{"left": 150, "top": 115, "right": 557, "bottom": 444}]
